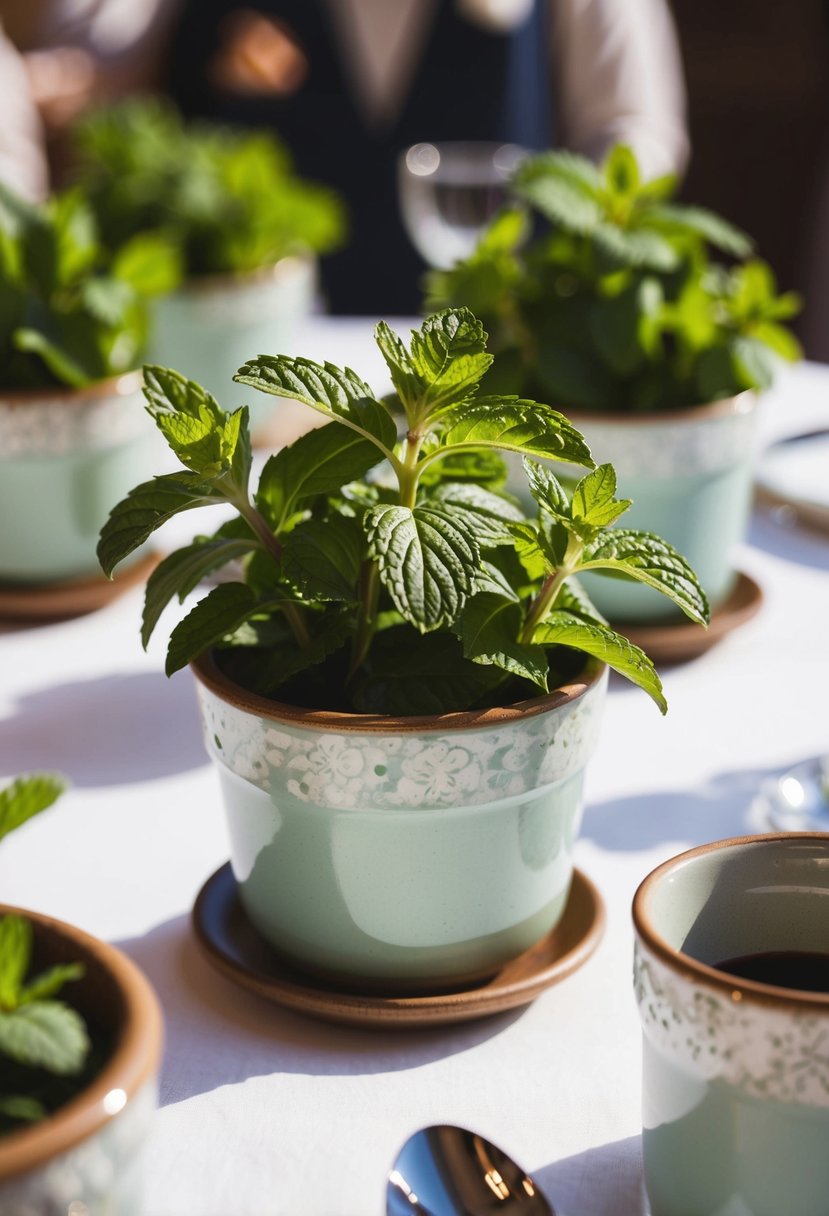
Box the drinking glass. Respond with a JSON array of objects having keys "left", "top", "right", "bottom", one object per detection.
[{"left": 398, "top": 140, "right": 527, "bottom": 268}]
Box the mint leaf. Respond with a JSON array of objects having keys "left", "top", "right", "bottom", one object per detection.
[
  {"left": 364, "top": 504, "right": 479, "bottom": 632},
  {"left": 234, "top": 356, "right": 397, "bottom": 452},
  {"left": 524, "top": 459, "right": 572, "bottom": 520},
  {"left": 143, "top": 365, "right": 250, "bottom": 481},
  {"left": 439, "top": 397, "right": 594, "bottom": 467},
  {"left": 406, "top": 308, "right": 493, "bottom": 412},
  {"left": 141, "top": 535, "right": 258, "bottom": 647},
  {"left": 0, "top": 775, "right": 66, "bottom": 845},
  {"left": 111, "top": 232, "right": 182, "bottom": 296},
  {"left": 0, "top": 1002, "right": 90, "bottom": 1073},
  {"left": 426, "top": 482, "right": 525, "bottom": 545},
  {"left": 605, "top": 144, "right": 640, "bottom": 197},
  {"left": 643, "top": 203, "right": 752, "bottom": 257},
  {"left": 591, "top": 223, "right": 678, "bottom": 272},
  {"left": 0, "top": 916, "right": 32, "bottom": 1008},
  {"left": 374, "top": 320, "right": 423, "bottom": 410},
  {"left": 282, "top": 515, "right": 363, "bottom": 602},
  {"left": 12, "top": 328, "right": 90, "bottom": 387},
  {"left": 580, "top": 529, "right": 709, "bottom": 624},
  {"left": 352, "top": 628, "right": 505, "bottom": 715},
  {"left": 165, "top": 582, "right": 266, "bottom": 675},
  {"left": 455, "top": 593, "right": 548, "bottom": 689},
  {"left": 533, "top": 612, "right": 666, "bottom": 712},
  {"left": 513, "top": 153, "right": 603, "bottom": 232},
  {"left": 256, "top": 422, "right": 385, "bottom": 530},
  {"left": 19, "top": 963, "right": 84, "bottom": 1006},
  {"left": 555, "top": 578, "right": 608, "bottom": 626},
  {"left": 219, "top": 612, "right": 352, "bottom": 697},
  {"left": 571, "top": 464, "right": 632, "bottom": 531},
  {"left": 0, "top": 1094, "right": 45, "bottom": 1122},
  {"left": 97, "top": 472, "right": 225, "bottom": 577}
]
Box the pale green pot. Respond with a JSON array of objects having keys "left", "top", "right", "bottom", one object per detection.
[
  {"left": 571, "top": 393, "right": 759, "bottom": 623},
  {"left": 192, "top": 652, "right": 608, "bottom": 988},
  {"left": 148, "top": 255, "right": 315, "bottom": 414},
  {"left": 0, "top": 372, "right": 161, "bottom": 584},
  {"left": 633, "top": 834, "right": 829, "bottom": 1216},
  {"left": 0, "top": 905, "right": 163, "bottom": 1215}
]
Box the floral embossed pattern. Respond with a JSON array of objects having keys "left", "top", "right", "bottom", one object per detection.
[
  {"left": 196, "top": 671, "right": 608, "bottom": 811},
  {"left": 0, "top": 379, "right": 147, "bottom": 457},
  {"left": 634, "top": 941, "right": 829, "bottom": 1107},
  {"left": 580, "top": 396, "right": 758, "bottom": 479}
]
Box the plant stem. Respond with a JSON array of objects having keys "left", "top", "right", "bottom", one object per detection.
[
  {"left": 236, "top": 500, "right": 313, "bottom": 649},
  {"left": 348, "top": 560, "right": 381, "bottom": 680},
  {"left": 397, "top": 429, "right": 424, "bottom": 509},
  {"left": 519, "top": 568, "right": 569, "bottom": 643}
]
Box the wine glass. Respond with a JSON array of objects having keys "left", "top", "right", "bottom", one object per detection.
[
  {"left": 755, "top": 756, "right": 829, "bottom": 831},
  {"left": 398, "top": 140, "right": 527, "bottom": 269}
]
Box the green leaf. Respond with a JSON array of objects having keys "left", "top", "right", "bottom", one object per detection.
[
  {"left": 425, "top": 482, "right": 525, "bottom": 545},
  {"left": 234, "top": 355, "right": 397, "bottom": 450},
  {"left": 97, "top": 472, "right": 225, "bottom": 577},
  {"left": 513, "top": 153, "right": 603, "bottom": 232},
  {"left": 455, "top": 593, "right": 549, "bottom": 689},
  {"left": 580, "top": 529, "right": 709, "bottom": 624},
  {"left": 0, "top": 775, "right": 67, "bottom": 845},
  {"left": 643, "top": 203, "right": 753, "bottom": 258},
  {"left": 478, "top": 207, "right": 528, "bottom": 254},
  {"left": 604, "top": 145, "right": 640, "bottom": 197},
  {"left": 439, "top": 397, "right": 594, "bottom": 467},
  {"left": 18, "top": 963, "right": 84, "bottom": 1006},
  {"left": 752, "top": 321, "right": 801, "bottom": 362},
  {"left": 165, "top": 582, "right": 265, "bottom": 675},
  {"left": 524, "top": 459, "right": 572, "bottom": 520},
  {"left": 47, "top": 190, "right": 98, "bottom": 284},
  {"left": 141, "top": 535, "right": 258, "bottom": 648},
  {"left": 282, "top": 515, "right": 363, "bottom": 601},
  {"left": 255, "top": 422, "right": 385, "bottom": 530},
  {"left": 555, "top": 578, "right": 608, "bottom": 626},
  {"left": 12, "top": 328, "right": 90, "bottom": 388},
  {"left": 111, "top": 232, "right": 183, "bottom": 296},
  {"left": 364, "top": 504, "right": 479, "bottom": 632},
  {"left": 0, "top": 1002, "right": 90, "bottom": 1074},
  {"left": 532, "top": 612, "right": 666, "bottom": 712},
  {"left": 143, "top": 365, "right": 248, "bottom": 479},
  {"left": 219, "top": 611, "right": 352, "bottom": 697},
  {"left": 0, "top": 916, "right": 32, "bottom": 1008},
  {"left": 535, "top": 345, "right": 615, "bottom": 410},
  {"left": 406, "top": 308, "right": 493, "bottom": 411},
  {"left": 352, "top": 628, "right": 506, "bottom": 715},
  {"left": 374, "top": 320, "right": 423, "bottom": 410},
  {"left": 591, "top": 223, "right": 679, "bottom": 272},
  {"left": 731, "top": 335, "right": 777, "bottom": 390},
  {"left": 0, "top": 1094, "right": 45, "bottom": 1122},
  {"left": 571, "top": 464, "right": 632, "bottom": 530}
]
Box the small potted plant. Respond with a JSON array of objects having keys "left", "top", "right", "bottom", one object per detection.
[
  {"left": 0, "top": 774, "right": 163, "bottom": 1211},
  {"left": 98, "top": 307, "right": 707, "bottom": 990},
  {"left": 71, "top": 96, "right": 345, "bottom": 424},
  {"left": 427, "top": 146, "right": 801, "bottom": 631},
  {"left": 0, "top": 180, "right": 178, "bottom": 604}
]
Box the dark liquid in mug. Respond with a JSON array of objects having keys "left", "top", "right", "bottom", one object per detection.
[{"left": 713, "top": 951, "right": 829, "bottom": 994}]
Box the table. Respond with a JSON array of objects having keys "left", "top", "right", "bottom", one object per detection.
[{"left": 1, "top": 320, "right": 828, "bottom": 1216}]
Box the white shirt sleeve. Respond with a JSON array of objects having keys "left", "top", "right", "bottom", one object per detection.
[
  {"left": 552, "top": 0, "right": 689, "bottom": 180},
  {"left": 0, "top": 24, "right": 48, "bottom": 201}
]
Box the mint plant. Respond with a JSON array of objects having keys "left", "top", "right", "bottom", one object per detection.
[
  {"left": 427, "top": 145, "right": 801, "bottom": 411},
  {"left": 71, "top": 97, "right": 345, "bottom": 278},
  {"left": 0, "top": 183, "right": 179, "bottom": 389},
  {"left": 0, "top": 775, "right": 91, "bottom": 1133},
  {"left": 98, "top": 308, "right": 708, "bottom": 715}
]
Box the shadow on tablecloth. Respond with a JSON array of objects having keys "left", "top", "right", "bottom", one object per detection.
[
  {"left": 115, "top": 913, "right": 524, "bottom": 1106},
  {"left": 535, "top": 1135, "right": 647, "bottom": 1216},
  {"left": 0, "top": 669, "right": 208, "bottom": 786}
]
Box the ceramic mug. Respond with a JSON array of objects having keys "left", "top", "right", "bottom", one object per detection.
[{"left": 632, "top": 833, "right": 829, "bottom": 1216}]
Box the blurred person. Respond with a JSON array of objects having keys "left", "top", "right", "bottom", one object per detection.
[{"left": 0, "top": 0, "right": 688, "bottom": 314}]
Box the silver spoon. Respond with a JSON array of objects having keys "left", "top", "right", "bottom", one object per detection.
[{"left": 387, "top": 1124, "right": 555, "bottom": 1215}]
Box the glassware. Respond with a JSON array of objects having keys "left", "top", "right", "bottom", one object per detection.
[{"left": 398, "top": 140, "right": 527, "bottom": 268}]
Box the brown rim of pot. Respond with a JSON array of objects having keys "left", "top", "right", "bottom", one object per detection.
[
  {"left": 565, "top": 389, "right": 756, "bottom": 427},
  {"left": 191, "top": 648, "right": 606, "bottom": 733},
  {"left": 171, "top": 252, "right": 313, "bottom": 298},
  {"left": 0, "top": 905, "right": 164, "bottom": 1183},
  {"left": 632, "top": 832, "right": 829, "bottom": 1014},
  {"left": 0, "top": 369, "right": 143, "bottom": 409}
]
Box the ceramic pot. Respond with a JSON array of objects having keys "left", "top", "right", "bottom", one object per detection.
[
  {"left": 632, "top": 834, "right": 829, "bottom": 1216},
  {"left": 148, "top": 256, "right": 316, "bottom": 415},
  {"left": 0, "top": 371, "right": 160, "bottom": 584},
  {"left": 570, "top": 392, "right": 759, "bottom": 623},
  {"left": 191, "top": 651, "right": 608, "bottom": 989},
  {"left": 0, "top": 905, "right": 164, "bottom": 1215}
]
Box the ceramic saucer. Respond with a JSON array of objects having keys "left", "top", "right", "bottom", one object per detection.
[
  {"left": 0, "top": 552, "right": 158, "bottom": 621},
  {"left": 192, "top": 863, "right": 605, "bottom": 1029},
  {"left": 620, "top": 570, "right": 763, "bottom": 665},
  {"left": 755, "top": 430, "right": 829, "bottom": 535}
]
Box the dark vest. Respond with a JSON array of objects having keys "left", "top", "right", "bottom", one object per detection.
[{"left": 165, "top": 0, "right": 553, "bottom": 315}]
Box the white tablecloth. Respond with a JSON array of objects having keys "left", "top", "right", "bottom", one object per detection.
[{"left": 2, "top": 321, "right": 828, "bottom": 1216}]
